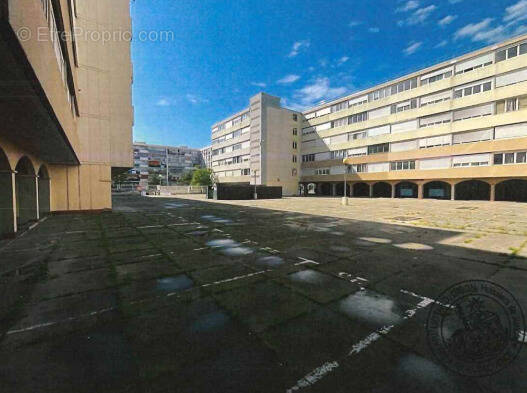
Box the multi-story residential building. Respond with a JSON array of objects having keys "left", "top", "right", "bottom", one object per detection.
[
  {"left": 0, "top": 0, "right": 133, "bottom": 237},
  {"left": 211, "top": 35, "right": 527, "bottom": 202},
  {"left": 200, "top": 145, "right": 212, "bottom": 169},
  {"left": 210, "top": 93, "right": 302, "bottom": 195},
  {"left": 129, "top": 142, "right": 202, "bottom": 187}
]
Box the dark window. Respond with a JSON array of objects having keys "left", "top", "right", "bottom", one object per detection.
[
  {"left": 368, "top": 143, "right": 389, "bottom": 155},
  {"left": 505, "top": 153, "right": 515, "bottom": 164},
  {"left": 508, "top": 47, "right": 518, "bottom": 59},
  {"left": 293, "top": 128, "right": 298, "bottom": 135},
  {"left": 517, "top": 152, "right": 526, "bottom": 163},
  {"left": 496, "top": 49, "right": 506, "bottom": 62},
  {"left": 494, "top": 154, "right": 503, "bottom": 165},
  {"left": 293, "top": 114, "right": 298, "bottom": 121},
  {"left": 483, "top": 82, "right": 492, "bottom": 91},
  {"left": 520, "top": 43, "right": 527, "bottom": 55}
]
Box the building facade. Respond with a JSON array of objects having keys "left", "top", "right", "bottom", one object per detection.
[
  {"left": 211, "top": 92, "right": 302, "bottom": 195},
  {"left": 200, "top": 145, "right": 212, "bottom": 169},
  {"left": 211, "top": 35, "right": 527, "bottom": 202},
  {"left": 0, "top": 0, "right": 133, "bottom": 237},
  {"left": 130, "top": 142, "right": 202, "bottom": 187}
]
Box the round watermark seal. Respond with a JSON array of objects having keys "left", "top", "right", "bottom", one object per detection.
[{"left": 426, "top": 280, "right": 525, "bottom": 377}]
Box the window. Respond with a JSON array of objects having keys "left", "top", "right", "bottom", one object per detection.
[
  {"left": 349, "top": 112, "right": 368, "bottom": 124},
  {"left": 506, "top": 98, "right": 519, "bottom": 112},
  {"left": 293, "top": 114, "right": 298, "bottom": 121},
  {"left": 454, "top": 80, "right": 492, "bottom": 99},
  {"left": 302, "top": 126, "right": 315, "bottom": 135},
  {"left": 242, "top": 168, "right": 250, "bottom": 175},
  {"left": 315, "top": 168, "right": 330, "bottom": 175},
  {"left": 349, "top": 131, "right": 367, "bottom": 140},
  {"left": 302, "top": 154, "right": 315, "bottom": 162},
  {"left": 367, "top": 77, "right": 417, "bottom": 102},
  {"left": 293, "top": 141, "right": 297, "bottom": 149},
  {"left": 352, "top": 164, "right": 367, "bottom": 173},
  {"left": 292, "top": 168, "right": 298, "bottom": 176},
  {"left": 368, "top": 143, "right": 389, "bottom": 155},
  {"left": 494, "top": 152, "right": 527, "bottom": 165},
  {"left": 390, "top": 160, "right": 415, "bottom": 171},
  {"left": 292, "top": 155, "right": 297, "bottom": 163},
  {"left": 293, "top": 128, "right": 298, "bottom": 135},
  {"left": 391, "top": 99, "right": 417, "bottom": 114},
  {"left": 421, "top": 70, "right": 452, "bottom": 85},
  {"left": 496, "top": 42, "right": 527, "bottom": 62},
  {"left": 330, "top": 149, "right": 347, "bottom": 159},
  {"left": 331, "top": 101, "right": 348, "bottom": 113},
  {"left": 332, "top": 117, "right": 348, "bottom": 128}
]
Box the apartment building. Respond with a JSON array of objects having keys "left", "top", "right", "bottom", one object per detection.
[
  {"left": 210, "top": 93, "right": 302, "bottom": 195},
  {"left": 211, "top": 35, "right": 527, "bottom": 202},
  {"left": 301, "top": 34, "right": 527, "bottom": 202},
  {"left": 200, "top": 145, "right": 212, "bottom": 169},
  {"left": 129, "top": 142, "right": 202, "bottom": 187},
  {"left": 0, "top": 0, "right": 133, "bottom": 237}
]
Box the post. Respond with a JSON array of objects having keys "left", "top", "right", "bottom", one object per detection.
[
  {"left": 165, "top": 147, "right": 169, "bottom": 186},
  {"left": 450, "top": 183, "right": 455, "bottom": 201},
  {"left": 490, "top": 183, "right": 496, "bottom": 202},
  {"left": 253, "top": 170, "right": 258, "bottom": 199},
  {"left": 342, "top": 165, "right": 348, "bottom": 205}
]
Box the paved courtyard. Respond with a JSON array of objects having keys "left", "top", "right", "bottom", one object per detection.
[{"left": 0, "top": 194, "right": 526, "bottom": 392}]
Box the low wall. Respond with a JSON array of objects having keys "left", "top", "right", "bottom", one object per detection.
[{"left": 214, "top": 184, "right": 282, "bottom": 200}]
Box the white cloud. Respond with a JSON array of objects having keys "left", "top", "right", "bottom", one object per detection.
[
  {"left": 408, "top": 5, "right": 437, "bottom": 25},
  {"left": 251, "top": 82, "right": 267, "bottom": 88},
  {"left": 368, "top": 27, "right": 380, "bottom": 33},
  {"left": 435, "top": 39, "right": 448, "bottom": 48},
  {"left": 472, "top": 26, "right": 508, "bottom": 44},
  {"left": 156, "top": 98, "right": 172, "bottom": 107},
  {"left": 449, "top": 0, "right": 463, "bottom": 3},
  {"left": 504, "top": 0, "right": 527, "bottom": 24},
  {"left": 185, "top": 94, "right": 209, "bottom": 105},
  {"left": 396, "top": 1, "right": 419, "bottom": 13},
  {"left": 337, "top": 56, "right": 350, "bottom": 65},
  {"left": 292, "top": 77, "right": 347, "bottom": 108},
  {"left": 288, "top": 40, "right": 310, "bottom": 57},
  {"left": 438, "top": 15, "right": 458, "bottom": 27},
  {"left": 349, "top": 20, "right": 362, "bottom": 27},
  {"left": 277, "top": 74, "right": 301, "bottom": 84},
  {"left": 404, "top": 41, "right": 422, "bottom": 55},
  {"left": 454, "top": 18, "right": 493, "bottom": 40}
]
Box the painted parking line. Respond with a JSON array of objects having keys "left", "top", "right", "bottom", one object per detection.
[
  {"left": 294, "top": 257, "right": 319, "bottom": 266},
  {"left": 286, "top": 289, "right": 435, "bottom": 392}
]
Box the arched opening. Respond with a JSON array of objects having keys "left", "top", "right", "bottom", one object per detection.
[
  {"left": 395, "top": 182, "right": 418, "bottom": 198},
  {"left": 372, "top": 182, "right": 391, "bottom": 198},
  {"left": 318, "top": 183, "right": 331, "bottom": 196},
  {"left": 424, "top": 181, "right": 451, "bottom": 200},
  {"left": 0, "top": 147, "right": 14, "bottom": 237},
  {"left": 335, "top": 182, "right": 351, "bottom": 197},
  {"left": 495, "top": 179, "right": 527, "bottom": 203},
  {"left": 15, "top": 156, "right": 37, "bottom": 228},
  {"left": 307, "top": 183, "right": 316, "bottom": 195},
  {"left": 353, "top": 182, "right": 369, "bottom": 198},
  {"left": 455, "top": 180, "right": 490, "bottom": 201},
  {"left": 38, "top": 165, "right": 51, "bottom": 216}
]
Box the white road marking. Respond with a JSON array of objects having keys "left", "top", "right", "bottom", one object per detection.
[
  {"left": 295, "top": 257, "right": 319, "bottom": 266},
  {"left": 286, "top": 288, "right": 435, "bottom": 392},
  {"left": 137, "top": 225, "right": 163, "bottom": 229},
  {"left": 338, "top": 272, "right": 368, "bottom": 290}
]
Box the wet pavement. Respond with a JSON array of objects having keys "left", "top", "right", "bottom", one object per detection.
[{"left": 0, "top": 194, "right": 526, "bottom": 392}]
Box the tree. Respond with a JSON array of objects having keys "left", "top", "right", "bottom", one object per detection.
[
  {"left": 179, "top": 171, "right": 194, "bottom": 185},
  {"left": 191, "top": 168, "right": 212, "bottom": 186},
  {"left": 148, "top": 174, "right": 161, "bottom": 185}
]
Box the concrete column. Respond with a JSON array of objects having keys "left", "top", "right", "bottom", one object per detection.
[
  {"left": 418, "top": 183, "right": 424, "bottom": 199},
  {"left": 490, "top": 183, "right": 496, "bottom": 202},
  {"left": 391, "top": 183, "right": 396, "bottom": 198},
  {"left": 349, "top": 183, "right": 354, "bottom": 197},
  {"left": 450, "top": 183, "right": 455, "bottom": 201},
  {"left": 35, "top": 175, "right": 40, "bottom": 220},
  {"left": 368, "top": 183, "right": 373, "bottom": 198},
  {"left": 11, "top": 171, "right": 17, "bottom": 233},
  {"left": 331, "top": 183, "right": 337, "bottom": 197}
]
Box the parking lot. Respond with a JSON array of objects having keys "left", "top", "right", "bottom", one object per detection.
[{"left": 1, "top": 194, "right": 526, "bottom": 392}]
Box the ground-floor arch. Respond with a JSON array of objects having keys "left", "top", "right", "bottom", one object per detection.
[
  {"left": 395, "top": 182, "right": 418, "bottom": 198},
  {"left": 424, "top": 181, "right": 451, "bottom": 200},
  {"left": 318, "top": 182, "right": 331, "bottom": 196},
  {"left": 372, "top": 182, "right": 391, "bottom": 198},
  {"left": 38, "top": 165, "right": 51, "bottom": 216},
  {"left": 495, "top": 179, "right": 527, "bottom": 202},
  {"left": 335, "top": 182, "right": 351, "bottom": 197},
  {"left": 353, "top": 182, "right": 369, "bottom": 197},
  {"left": 0, "top": 147, "right": 14, "bottom": 237},
  {"left": 455, "top": 180, "right": 490, "bottom": 201},
  {"left": 15, "top": 156, "right": 38, "bottom": 228}
]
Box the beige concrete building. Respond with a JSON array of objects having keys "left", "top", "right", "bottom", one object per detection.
[
  {"left": 212, "top": 35, "right": 527, "bottom": 202},
  {"left": 0, "top": 0, "right": 133, "bottom": 237},
  {"left": 210, "top": 93, "right": 302, "bottom": 195}
]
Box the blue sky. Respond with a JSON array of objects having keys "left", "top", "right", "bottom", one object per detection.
[{"left": 131, "top": 0, "right": 527, "bottom": 149}]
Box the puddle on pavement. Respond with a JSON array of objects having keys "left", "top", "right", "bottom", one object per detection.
[
  {"left": 212, "top": 218, "right": 233, "bottom": 224},
  {"left": 359, "top": 237, "right": 392, "bottom": 244},
  {"left": 165, "top": 203, "right": 188, "bottom": 208},
  {"left": 220, "top": 247, "right": 253, "bottom": 256},
  {"left": 353, "top": 239, "right": 377, "bottom": 247},
  {"left": 190, "top": 311, "right": 230, "bottom": 332},
  {"left": 289, "top": 269, "right": 330, "bottom": 285},
  {"left": 206, "top": 239, "right": 240, "bottom": 248},
  {"left": 256, "top": 256, "right": 284, "bottom": 267},
  {"left": 330, "top": 231, "right": 344, "bottom": 236},
  {"left": 201, "top": 215, "right": 216, "bottom": 220},
  {"left": 394, "top": 353, "right": 458, "bottom": 389},
  {"left": 394, "top": 242, "right": 434, "bottom": 251},
  {"left": 156, "top": 275, "right": 193, "bottom": 292},
  {"left": 339, "top": 290, "right": 404, "bottom": 326},
  {"left": 187, "top": 230, "right": 209, "bottom": 237}
]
